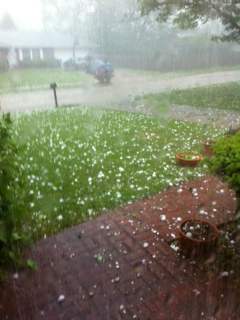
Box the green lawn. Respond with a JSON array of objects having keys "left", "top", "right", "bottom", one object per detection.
[
  {"left": 142, "top": 82, "right": 240, "bottom": 112},
  {"left": 12, "top": 106, "right": 224, "bottom": 239},
  {"left": 120, "top": 65, "right": 240, "bottom": 78},
  {"left": 0, "top": 68, "right": 94, "bottom": 94}
]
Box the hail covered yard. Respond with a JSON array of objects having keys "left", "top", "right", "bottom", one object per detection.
[
  {"left": 1, "top": 0, "right": 240, "bottom": 318},
  {"left": 12, "top": 106, "right": 224, "bottom": 239}
]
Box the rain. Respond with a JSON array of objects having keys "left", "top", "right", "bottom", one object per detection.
[{"left": 0, "top": 0, "right": 240, "bottom": 319}]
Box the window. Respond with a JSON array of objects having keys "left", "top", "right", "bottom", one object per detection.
[
  {"left": 22, "top": 48, "right": 31, "bottom": 60},
  {"left": 32, "top": 48, "right": 40, "bottom": 60},
  {"left": 43, "top": 48, "right": 54, "bottom": 59}
]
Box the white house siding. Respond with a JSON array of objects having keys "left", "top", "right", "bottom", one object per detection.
[
  {"left": 15, "top": 48, "right": 43, "bottom": 64},
  {"left": 54, "top": 48, "right": 90, "bottom": 66},
  {"left": 40, "top": 49, "right": 44, "bottom": 60},
  {"left": 75, "top": 48, "right": 89, "bottom": 59},
  {"left": 9, "top": 47, "right": 91, "bottom": 67}
]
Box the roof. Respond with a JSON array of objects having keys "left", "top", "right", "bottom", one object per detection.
[{"left": 0, "top": 31, "right": 98, "bottom": 49}]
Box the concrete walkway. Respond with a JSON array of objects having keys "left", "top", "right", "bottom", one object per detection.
[{"left": 0, "top": 176, "right": 239, "bottom": 320}]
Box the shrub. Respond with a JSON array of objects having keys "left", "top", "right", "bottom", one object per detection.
[
  {"left": 206, "top": 132, "right": 240, "bottom": 203},
  {"left": 0, "top": 60, "right": 8, "bottom": 72},
  {"left": 18, "top": 59, "right": 61, "bottom": 69},
  {"left": 0, "top": 113, "right": 28, "bottom": 277}
]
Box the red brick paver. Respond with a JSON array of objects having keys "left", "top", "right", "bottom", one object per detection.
[{"left": 0, "top": 176, "right": 239, "bottom": 320}]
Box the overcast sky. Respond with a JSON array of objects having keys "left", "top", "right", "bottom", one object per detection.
[{"left": 0, "top": 0, "right": 43, "bottom": 30}]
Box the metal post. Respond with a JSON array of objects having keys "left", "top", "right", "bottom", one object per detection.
[{"left": 50, "top": 83, "right": 58, "bottom": 107}]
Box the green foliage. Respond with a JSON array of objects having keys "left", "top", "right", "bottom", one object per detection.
[
  {"left": 138, "top": 0, "right": 240, "bottom": 43},
  {"left": 96, "top": 255, "right": 103, "bottom": 263},
  {"left": 0, "top": 12, "right": 16, "bottom": 30},
  {"left": 235, "top": 210, "right": 240, "bottom": 219},
  {"left": 18, "top": 59, "right": 60, "bottom": 69},
  {"left": 0, "top": 113, "right": 28, "bottom": 276},
  {"left": 0, "top": 60, "right": 8, "bottom": 72},
  {"left": 27, "top": 259, "right": 37, "bottom": 271},
  {"left": 206, "top": 132, "right": 240, "bottom": 198}
]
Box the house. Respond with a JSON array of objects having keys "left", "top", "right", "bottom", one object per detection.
[{"left": 0, "top": 31, "right": 98, "bottom": 68}]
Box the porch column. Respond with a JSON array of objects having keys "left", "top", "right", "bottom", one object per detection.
[
  {"left": 40, "top": 49, "right": 44, "bottom": 60},
  {"left": 19, "top": 48, "right": 23, "bottom": 61}
]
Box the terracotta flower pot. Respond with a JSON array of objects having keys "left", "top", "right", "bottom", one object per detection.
[
  {"left": 176, "top": 152, "right": 202, "bottom": 167},
  {"left": 179, "top": 219, "right": 218, "bottom": 258},
  {"left": 203, "top": 141, "right": 215, "bottom": 157}
]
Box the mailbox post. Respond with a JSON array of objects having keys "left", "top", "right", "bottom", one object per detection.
[{"left": 50, "top": 83, "right": 58, "bottom": 107}]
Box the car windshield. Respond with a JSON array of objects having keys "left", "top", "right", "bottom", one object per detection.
[{"left": 0, "top": 1, "right": 240, "bottom": 319}]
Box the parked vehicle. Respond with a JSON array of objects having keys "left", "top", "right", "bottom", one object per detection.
[
  {"left": 63, "top": 57, "right": 88, "bottom": 71},
  {"left": 63, "top": 56, "right": 114, "bottom": 83},
  {"left": 92, "top": 59, "right": 114, "bottom": 83}
]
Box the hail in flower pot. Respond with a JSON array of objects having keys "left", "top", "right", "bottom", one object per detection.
[
  {"left": 176, "top": 152, "right": 202, "bottom": 167},
  {"left": 179, "top": 219, "right": 218, "bottom": 258}
]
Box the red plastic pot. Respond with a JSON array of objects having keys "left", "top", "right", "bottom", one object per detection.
[
  {"left": 176, "top": 152, "right": 202, "bottom": 167},
  {"left": 179, "top": 219, "right": 218, "bottom": 258},
  {"left": 203, "top": 141, "right": 215, "bottom": 157}
]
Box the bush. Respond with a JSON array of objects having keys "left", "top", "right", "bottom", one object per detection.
[
  {"left": 0, "top": 113, "right": 28, "bottom": 277},
  {"left": 0, "top": 60, "right": 8, "bottom": 72},
  {"left": 206, "top": 132, "right": 240, "bottom": 202},
  {"left": 18, "top": 59, "right": 61, "bottom": 69}
]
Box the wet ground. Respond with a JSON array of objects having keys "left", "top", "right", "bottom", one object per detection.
[
  {"left": 1, "top": 70, "right": 240, "bottom": 319},
  {"left": 0, "top": 176, "right": 239, "bottom": 320},
  {"left": 1, "top": 69, "right": 240, "bottom": 129},
  {"left": 0, "top": 70, "right": 239, "bottom": 109}
]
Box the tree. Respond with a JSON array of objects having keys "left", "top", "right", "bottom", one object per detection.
[
  {"left": 39, "top": 0, "right": 96, "bottom": 62},
  {"left": 0, "top": 12, "right": 16, "bottom": 30},
  {"left": 89, "top": 0, "right": 136, "bottom": 55},
  {"left": 89, "top": 0, "right": 176, "bottom": 57},
  {"left": 39, "top": 0, "right": 48, "bottom": 32},
  {"left": 137, "top": 0, "right": 240, "bottom": 43}
]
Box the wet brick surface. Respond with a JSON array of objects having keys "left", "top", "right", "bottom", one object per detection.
[{"left": 0, "top": 176, "right": 239, "bottom": 320}]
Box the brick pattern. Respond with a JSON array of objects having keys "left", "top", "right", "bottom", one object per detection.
[{"left": 0, "top": 176, "right": 239, "bottom": 319}]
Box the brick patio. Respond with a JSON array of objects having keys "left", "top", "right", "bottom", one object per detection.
[{"left": 0, "top": 176, "right": 239, "bottom": 320}]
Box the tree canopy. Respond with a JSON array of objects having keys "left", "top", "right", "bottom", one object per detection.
[
  {"left": 137, "top": 0, "right": 240, "bottom": 43},
  {"left": 0, "top": 12, "right": 16, "bottom": 30}
]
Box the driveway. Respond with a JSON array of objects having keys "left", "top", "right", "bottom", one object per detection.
[{"left": 1, "top": 70, "right": 240, "bottom": 115}]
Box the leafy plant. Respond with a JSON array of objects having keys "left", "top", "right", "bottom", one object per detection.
[
  {"left": 206, "top": 132, "right": 240, "bottom": 204},
  {"left": 27, "top": 259, "right": 37, "bottom": 271},
  {"left": 0, "top": 113, "right": 28, "bottom": 277},
  {"left": 138, "top": 0, "right": 240, "bottom": 43}
]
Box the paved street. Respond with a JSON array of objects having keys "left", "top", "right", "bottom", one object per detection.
[{"left": 1, "top": 70, "right": 240, "bottom": 113}]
